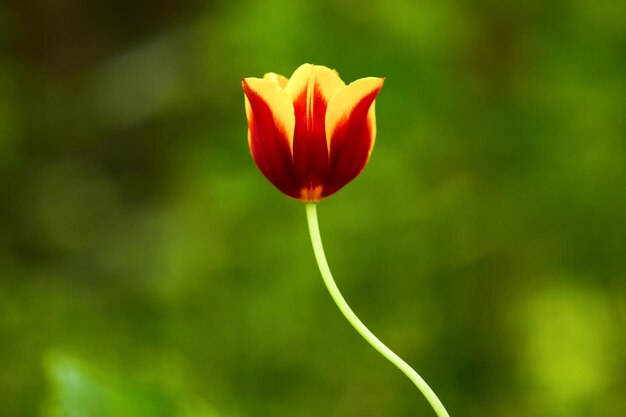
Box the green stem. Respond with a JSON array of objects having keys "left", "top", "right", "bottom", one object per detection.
[{"left": 305, "top": 203, "right": 450, "bottom": 417}]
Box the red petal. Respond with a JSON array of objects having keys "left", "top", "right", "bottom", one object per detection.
[
  {"left": 323, "top": 78, "right": 384, "bottom": 197},
  {"left": 242, "top": 78, "right": 300, "bottom": 199},
  {"left": 285, "top": 64, "right": 345, "bottom": 195}
]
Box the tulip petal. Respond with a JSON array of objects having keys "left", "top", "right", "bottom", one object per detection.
[
  {"left": 263, "top": 72, "right": 288, "bottom": 89},
  {"left": 242, "top": 78, "right": 300, "bottom": 199},
  {"left": 324, "top": 77, "right": 384, "bottom": 197},
  {"left": 285, "top": 64, "right": 345, "bottom": 102},
  {"left": 285, "top": 64, "right": 345, "bottom": 195}
]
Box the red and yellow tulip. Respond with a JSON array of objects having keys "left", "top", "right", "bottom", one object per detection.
[{"left": 243, "top": 64, "right": 384, "bottom": 202}]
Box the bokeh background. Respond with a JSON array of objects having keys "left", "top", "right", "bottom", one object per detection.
[{"left": 1, "top": 0, "right": 625, "bottom": 416}]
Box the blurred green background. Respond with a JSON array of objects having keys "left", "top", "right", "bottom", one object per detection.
[{"left": 1, "top": 0, "right": 625, "bottom": 416}]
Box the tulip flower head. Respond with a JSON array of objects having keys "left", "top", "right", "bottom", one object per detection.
[{"left": 242, "top": 64, "right": 384, "bottom": 202}]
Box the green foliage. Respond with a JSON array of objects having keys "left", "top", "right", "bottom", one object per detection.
[{"left": 45, "top": 354, "right": 220, "bottom": 417}]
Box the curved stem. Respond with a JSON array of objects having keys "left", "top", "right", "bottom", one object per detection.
[{"left": 305, "top": 203, "right": 450, "bottom": 417}]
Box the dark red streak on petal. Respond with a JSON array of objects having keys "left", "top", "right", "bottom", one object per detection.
[
  {"left": 324, "top": 87, "right": 382, "bottom": 198},
  {"left": 292, "top": 78, "right": 330, "bottom": 192},
  {"left": 243, "top": 81, "right": 300, "bottom": 199}
]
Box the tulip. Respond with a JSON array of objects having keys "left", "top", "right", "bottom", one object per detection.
[
  {"left": 241, "top": 64, "right": 449, "bottom": 417},
  {"left": 242, "top": 63, "right": 384, "bottom": 202}
]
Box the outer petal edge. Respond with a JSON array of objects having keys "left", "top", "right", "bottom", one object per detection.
[
  {"left": 242, "top": 78, "right": 300, "bottom": 198},
  {"left": 242, "top": 78, "right": 296, "bottom": 151},
  {"left": 324, "top": 77, "right": 384, "bottom": 149}
]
